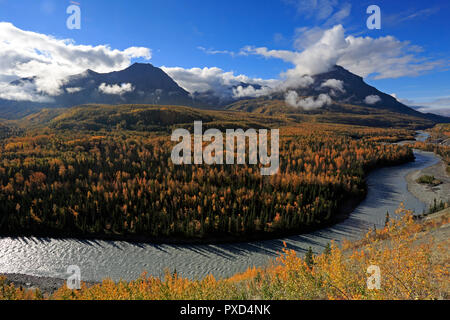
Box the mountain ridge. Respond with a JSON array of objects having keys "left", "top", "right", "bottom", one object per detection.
[{"left": 0, "top": 63, "right": 448, "bottom": 126}]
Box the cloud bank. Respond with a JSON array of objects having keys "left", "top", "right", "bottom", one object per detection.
[
  {"left": 0, "top": 22, "right": 151, "bottom": 101},
  {"left": 396, "top": 95, "right": 450, "bottom": 116},
  {"left": 161, "top": 66, "right": 279, "bottom": 101},
  {"left": 243, "top": 24, "right": 443, "bottom": 80}
]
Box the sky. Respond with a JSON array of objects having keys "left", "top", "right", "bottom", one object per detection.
[{"left": 0, "top": 0, "right": 449, "bottom": 114}]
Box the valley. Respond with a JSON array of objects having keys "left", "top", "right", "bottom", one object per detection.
[
  {"left": 0, "top": 104, "right": 419, "bottom": 243},
  {"left": 1, "top": 0, "right": 449, "bottom": 304}
]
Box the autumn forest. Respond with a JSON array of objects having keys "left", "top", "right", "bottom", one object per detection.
[{"left": 0, "top": 106, "right": 417, "bottom": 242}]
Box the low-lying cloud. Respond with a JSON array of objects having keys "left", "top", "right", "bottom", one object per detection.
[
  {"left": 395, "top": 95, "right": 450, "bottom": 116},
  {"left": 364, "top": 95, "right": 381, "bottom": 105},
  {"left": 321, "top": 79, "right": 345, "bottom": 93},
  {"left": 0, "top": 81, "right": 54, "bottom": 102},
  {"left": 66, "top": 87, "right": 83, "bottom": 94},
  {"left": 161, "top": 66, "right": 279, "bottom": 101},
  {"left": 285, "top": 91, "right": 332, "bottom": 109},
  {"left": 98, "top": 83, "right": 135, "bottom": 95},
  {"left": 232, "top": 85, "right": 273, "bottom": 98}
]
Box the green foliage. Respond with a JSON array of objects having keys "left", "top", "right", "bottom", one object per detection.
[
  {"left": 305, "top": 247, "right": 314, "bottom": 268},
  {"left": 323, "top": 243, "right": 331, "bottom": 256},
  {"left": 416, "top": 175, "right": 441, "bottom": 186}
]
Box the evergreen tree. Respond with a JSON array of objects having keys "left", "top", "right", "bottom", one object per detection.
[
  {"left": 323, "top": 243, "right": 331, "bottom": 256},
  {"left": 305, "top": 247, "right": 314, "bottom": 268},
  {"left": 385, "top": 212, "right": 390, "bottom": 227}
]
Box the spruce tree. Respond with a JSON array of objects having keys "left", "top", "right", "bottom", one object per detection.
[
  {"left": 323, "top": 243, "right": 331, "bottom": 256},
  {"left": 305, "top": 247, "right": 314, "bottom": 268}
]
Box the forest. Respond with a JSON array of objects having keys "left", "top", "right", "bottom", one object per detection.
[{"left": 0, "top": 106, "right": 416, "bottom": 241}]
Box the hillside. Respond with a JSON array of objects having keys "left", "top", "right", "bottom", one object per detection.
[
  {"left": 16, "top": 104, "right": 289, "bottom": 132},
  {"left": 11, "top": 101, "right": 443, "bottom": 132},
  {"left": 226, "top": 98, "right": 440, "bottom": 129}
]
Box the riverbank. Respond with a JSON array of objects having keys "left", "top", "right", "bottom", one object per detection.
[
  {"left": 0, "top": 149, "right": 436, "bottom": 283},
  {"left": 406, "top": 151, "right": 450, "bottom": 207},
  {"left": 2, "top": 207, "right": 448, "bottom": 299},
  {"left": 0, "top": 273, "right": 98, "bottom": 295}
]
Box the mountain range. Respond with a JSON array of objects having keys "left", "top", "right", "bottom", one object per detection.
[{"left": 0, "top": 62, "right": 448, "bottom": 125}]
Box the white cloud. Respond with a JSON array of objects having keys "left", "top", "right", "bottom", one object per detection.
[
  {"left": 98, "top": 83, "right": 135, "bottom": 95},
  {"left": 286, "top": 0, "right": 338, "bottom": 20},
  {"left": 162, "top": 65, "right": 318, "bottom": 101},
  {"left": 243, "top": 25, "right": 443, "bottom": 80},
  {"left": 390, "top": 93, "right": 399, "bottom": 100},
  {"left": 364, "top": 95, "right": 381, "bottom": 105},
  {"left": 281, "top": 75, "right": 315, "bottom": 91},
  {"left": 0, "top": 22, "right": 151, "bottom": 100},
  {"left": 420, "top": 97, "right": 450, "bottom": 109},
  {"left": 321, "top": 79, "right": 345, "bottom": 93},
  {"left": 123, "top": 47, "right": 152, "bottom": 59},
  {"left": 162, "top": 66, "right": 279, "bottom": 101},
  {"left": 323, "top": 2, "right": 352, "bottom": 26},
  {"left": 384, "top": 7, "right": 440, "bottom": 27},
  {"left": 232, "top": 85, "right": 273, "bottom": 98},
  {"left": 284, "top": 0, "right": 351, "bottom": 26},
  {"left": 197, "top": 46, "right": 236, "bottom": 57},
  {"left": 294, "top": 27, "right": 326, "bottom": 50},
  {"left": 0, "top": 82, "right": 53, "bottom": 102},
  {"left": 285, "top": 91, "right": 332, "bottom": 109},
  {"left": 398, "top": 95, "right": 450, "bottom": 116},
  {"left": 66, "top": 87, "right": 83, "bottom": 94}
]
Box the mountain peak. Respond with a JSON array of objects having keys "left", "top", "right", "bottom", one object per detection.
[
  {"left": 317, "top": 65, "right": 363, "bottom": 81},
  {"left": 126, "top": 62, "right": 155, "bottom": 70},
  {"left": 83, "top": 69, "right": 100, "bottom": 77}
]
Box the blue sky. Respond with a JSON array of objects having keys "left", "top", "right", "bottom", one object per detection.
[{"left": 0, "top": 0, "right": 449, "bottom": 113}]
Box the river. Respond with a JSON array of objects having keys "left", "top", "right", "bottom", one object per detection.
[{"left": 0, "top": 133, "right": 440, "bottom": 282}]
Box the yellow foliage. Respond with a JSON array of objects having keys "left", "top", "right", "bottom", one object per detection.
[{"left": 2, "top": 206, "right": 447, "bottom": 300}]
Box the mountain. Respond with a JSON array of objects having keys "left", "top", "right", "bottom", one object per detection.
[
  {"left": 227, "top": 65, "right": 450, "bottom": 124},
  {"left": 56, "top": 63, "right": 193, "bottom": 107},
  {"left": 0, "top": 63, "right": 448, "bottom": 127},
  {"left": 190, "top": 82, "right": 262, "bottom": 107},
  {"left": 0, "top": 63, "right": 194, "bottom": 119}
]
